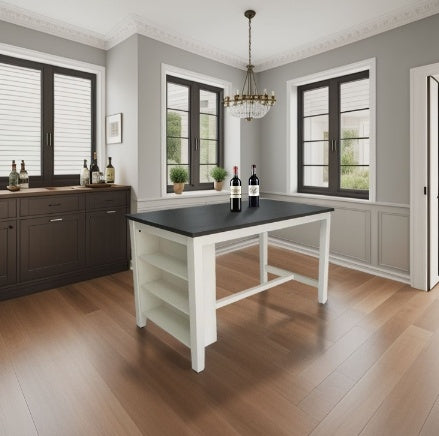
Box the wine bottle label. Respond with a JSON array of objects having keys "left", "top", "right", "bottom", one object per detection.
[
  {"left": 105, "top": 168, "right": 115, "bottom": 183},
  {"left": 248, "top": 185, "right": 259, "bottom": 196},
  {"left": 230, "top": 186, "right": 241, "bottom": 198},
  {"left": 92, "top": 171, "right": 100, "bottom": 184}
]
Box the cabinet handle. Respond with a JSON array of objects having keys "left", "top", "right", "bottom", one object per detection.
[
  {"left": 48, "top": 203, "right": 61, "bottom": 207},
  {"left": 50, "top": 218, "right": 63, "bottom": 222},
  {"left": 106, "top": 210, "right": 116, "bottom": 214}
]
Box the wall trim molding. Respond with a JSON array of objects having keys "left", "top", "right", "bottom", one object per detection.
[
  {"left": 0, "top": 1, "right": 438, "bottom": 71},
  {"left": 0, "top": 0, "right": 106, "bottom": 49},
  {"left": 214, "top": 235, "right": 411, "bottom": 285}
]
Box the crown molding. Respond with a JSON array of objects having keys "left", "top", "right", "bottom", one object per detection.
[
  {"left": 0, "top": 1, "right": 438, "bottom": 71},
  {"left": 255, "top": 0, "right": 439, "bottom": 72},
  {"left": 105, "top": 14, "right": 247, "bottom": 70},
  {"left": 0, "top": 0, "right": 106, "bottom": 49}
]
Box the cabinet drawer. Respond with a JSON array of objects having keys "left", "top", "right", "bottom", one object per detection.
[
  {"left": 0, "top": 199, "right": 17, "bottom": 219},
  {"left": 86, "top": 190, "right": 128, "bottom": 211},
  {"left": 20, "top": 195, "right": 84, "bottom": 216}
]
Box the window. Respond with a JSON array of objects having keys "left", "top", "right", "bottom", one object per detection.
[
  {"left": 166, "top": 75, "right": 223, "bottom": 192},
  {"left": 0, "top": 54, "right": 96, "bottom": 187},
  {"left": 298, "top": 70, "right": 370, "bottom": 199}
]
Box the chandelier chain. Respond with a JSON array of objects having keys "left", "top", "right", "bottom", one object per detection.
[{"left": 248, "top": 14, "right": 252, "bottom": 66}]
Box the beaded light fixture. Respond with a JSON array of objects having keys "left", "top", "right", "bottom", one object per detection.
[{"left": 223, "top": 10, "right": 276, "bottom": 121}]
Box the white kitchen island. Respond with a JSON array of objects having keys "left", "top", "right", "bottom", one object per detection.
[{"left": 127, "top": 199, "right": 333, "bottom": 372}]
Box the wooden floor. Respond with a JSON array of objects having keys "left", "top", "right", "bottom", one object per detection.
[{"left": 1, "top": 246, "right": 439, "bottom": 435}]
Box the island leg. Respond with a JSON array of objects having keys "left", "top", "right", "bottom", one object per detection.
[
  {"left": 259, "top": 232, "right": 268, "bottom": 284},
  {"left": 318, "top": 214, "right": 331, "bottom": 304}
]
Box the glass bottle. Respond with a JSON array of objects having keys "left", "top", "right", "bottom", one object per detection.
[
  {"left": 90, "top": 152, "right": 100, "bottom": 184},
  {"left": 8, "top": 160, "right": 19, "bottom": 187},
  {"left": 19, "top": 160, "right": 29, "bottom": 189},
  {"left": 230, "top": 166, "right": 242, "bottom": 212},
  {"left": 105, "top": 157, "right": 115, "bottom": 183},
  {"left": 248, "top": 164, "right": 259, "bottom": 207},
  {"left": 80, "top": 159, "right": 90, "bottom": 186}
]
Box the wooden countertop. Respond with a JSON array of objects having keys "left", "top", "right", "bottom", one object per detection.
[{"left": 0, "top": 185, "right": 130, "bottom": 198}]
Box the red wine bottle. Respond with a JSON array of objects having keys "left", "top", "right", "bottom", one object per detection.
[
  {"left": 230, "top": 166, "right": 241, "bottom": 212},
  {"left": 248, "top": 164, "right": 259, "bottom": 207}
]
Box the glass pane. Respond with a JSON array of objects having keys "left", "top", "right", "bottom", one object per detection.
[
  {"left": 167, "top": 83, "right": 189, "bottom": 111},
  {"left": 200, "top": 90, "right": 217, "bottom": 115},
  {"left": 54, "top": 74, "right": 92, "bottom": 175},
  {"left": 340, "top": 138, "right": 369, "bottom": 166},
  {"left": 303, "top": 141, "right": 329, "bottom": 165},
  {"left": 199, "top": 164, "right": 216, "bottom": 183},
  {"left": 303, "top": 166, "right": 328, "bottom": 187},
  {"left": 340, "top": 78, "right": 369, "bottom": 112},
  {"left": 167, "top": 138, "right": 189, "bottom": 165},
  {"left": 167, "top": 110, "right": 188, "bottom": 138},
  {"left": 200, "top": 139, "right": 217, "bottom": 164},
  {"left": 168, "top": 164, "right": 189, "bottom": 185},
  {"left": 341, "top": 109, "right": 369, "bottom": 138},
  {"left": 340, "top": 166, "right": 369, "bottom": 190},
  {"left": 303, "top": 87, "right": 328, "bottom": 116},
  {"left": 0, "top": 62, "right": 41, "bottom": 176},
  {"left": 200, "top": 114, "right": 217, "bottom": 140},
  {"left": 303, "top": 115, "right": 328, "bottom": 141}
]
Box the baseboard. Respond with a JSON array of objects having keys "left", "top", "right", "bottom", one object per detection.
[{"left": 215, "top": 235, "right": 411, "bottom": 285}]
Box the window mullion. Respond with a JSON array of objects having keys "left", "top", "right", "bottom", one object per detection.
[
  {"left": 328, "top": 78, "right": 340, "bottom": 194},
  {"left": 191, "top": 83, "right": 200, "bottom": 188},
  {"left": 42, "top": 65, "right": 54, "bottom": 187}
]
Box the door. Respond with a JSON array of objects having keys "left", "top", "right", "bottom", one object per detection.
[{"left": 428, "top": 76, "right": 439, "bottom": 289}]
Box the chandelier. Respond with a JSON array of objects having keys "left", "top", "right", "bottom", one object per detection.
[{"left": 223, "top": 10, "right": 276, "bottom": 121}]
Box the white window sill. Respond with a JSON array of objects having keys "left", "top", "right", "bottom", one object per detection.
[{"left": 164, "top": 189, "right": 229, "bottom": 199}]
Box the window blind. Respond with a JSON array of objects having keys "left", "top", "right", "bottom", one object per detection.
[
  {"left": 0, "top": 62, "right": 41, "bottom": 176},
  {"left": 54, "top": 74, "right": 92, "bottom": 175}
]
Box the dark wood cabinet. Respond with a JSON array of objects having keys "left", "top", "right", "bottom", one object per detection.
[
  {"left": 0, "top": 220, "right": 17, "bottom": 287},
  {"left": 86, "top": 208, "right": 127, "bottom": 267},
  {"left": 20, "top": 213, "right": 85, "bottom": 281},
  {"left": 0, "top": 186, "right": 130, "bottom": 300}
]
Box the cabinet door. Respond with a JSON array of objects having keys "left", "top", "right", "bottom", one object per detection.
[
  {"left": 0, "top": 220, "right": 17, "bottom": 287},
  {"left": 20, "top": 213, "right": 85, "bottom": 282},
  {"left": 86, "top": 208, "right": 127, "bottom": 267}
]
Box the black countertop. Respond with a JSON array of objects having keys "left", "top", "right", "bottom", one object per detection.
[{"left": 127, "top": 199, "right": 333, "bottom": 238}]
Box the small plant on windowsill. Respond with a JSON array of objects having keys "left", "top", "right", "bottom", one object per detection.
[
  {"left": 169, "top": 166, "right": 188, "bottom": 194},
  {"left": 209, "top": 166, "right": 228, "bottom": 191}
]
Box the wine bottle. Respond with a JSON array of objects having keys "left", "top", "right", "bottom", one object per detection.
[
  {"left": 19, "top": 160, "right": 29, "bottom": 189},
  {"left": 80, "top": 159, "right": 90, "bottom": 186},
  {"left": 230, "top": 165, "right": 241, "bottom": 212},
  {"left": 248, "top": 164, "right": 259, "bottom": 207},
  {"left": 8, "top": 160, "right": 19, "bottom": 187},
  {"left": 105, "top": 157, "right": 115, "bottom": 183},
  {"left": 90, "top": 152, "right": 100, "bottom": 184}
]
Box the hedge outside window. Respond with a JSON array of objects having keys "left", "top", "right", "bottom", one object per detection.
[
  {"left": 166, "top": 75, "right": 224, "bottom": 192},
  {"left": 298, "top": 70, "right": 370, "bottom": 199}
]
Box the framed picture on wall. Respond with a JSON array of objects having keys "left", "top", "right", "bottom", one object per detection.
[{"left": 106, "top": 113, "right": 122, "bottom": 144}]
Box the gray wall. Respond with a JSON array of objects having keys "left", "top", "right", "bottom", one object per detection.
[
  {"left": 137, "top": 34, "right": 257, "bottom": 202},
  {"left": 106, "top": 35, "right": 139, "bottom": 209},
  {"left": 259, "top": 13, "right": 439, "bottom": 205},
  {"left": 257, "top": 14, "right": 439, "bottom": 281},
  {"left": 0, "top": 20, "right": 106, "bottom": 66}
]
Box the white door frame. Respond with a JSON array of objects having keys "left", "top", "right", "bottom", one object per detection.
[{"left": 410, "top": 62, "right": 439, "bottom": 290}]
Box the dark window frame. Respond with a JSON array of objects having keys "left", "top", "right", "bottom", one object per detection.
[
  {"left": 0, "top": 53, "right": 96, "bottom": 188},
  {"left": 166, "top": 75, "right": 224, "bottom": 192},
  {"left": 298, "top": 70, "right": 370, "bottom": 199}
]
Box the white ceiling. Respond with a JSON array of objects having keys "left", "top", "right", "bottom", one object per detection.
[{"left": 0, "top": 0, "right": 438, "bottom": 70}]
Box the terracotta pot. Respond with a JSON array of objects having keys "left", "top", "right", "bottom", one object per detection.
[
  {"left": 173, "top": 182, "right": 185, "bottom": 194},
  {"left": 214, "top": 180, "right": 224, "bottom": 191}
]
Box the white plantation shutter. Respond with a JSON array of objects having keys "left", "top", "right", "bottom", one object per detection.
[
  {"left": 0, "top": 62, "right": 41, "bottom": 176},
  {"left": 54, "top": 74, "right": 92, "bottom": 175}
]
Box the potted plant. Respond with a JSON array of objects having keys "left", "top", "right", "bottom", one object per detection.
[
  {"left": 169, "top": 166, "right": 188, "bottom": 194},
  {"left": 209, "top": 166, "right": 228, "bottom": 191}
]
